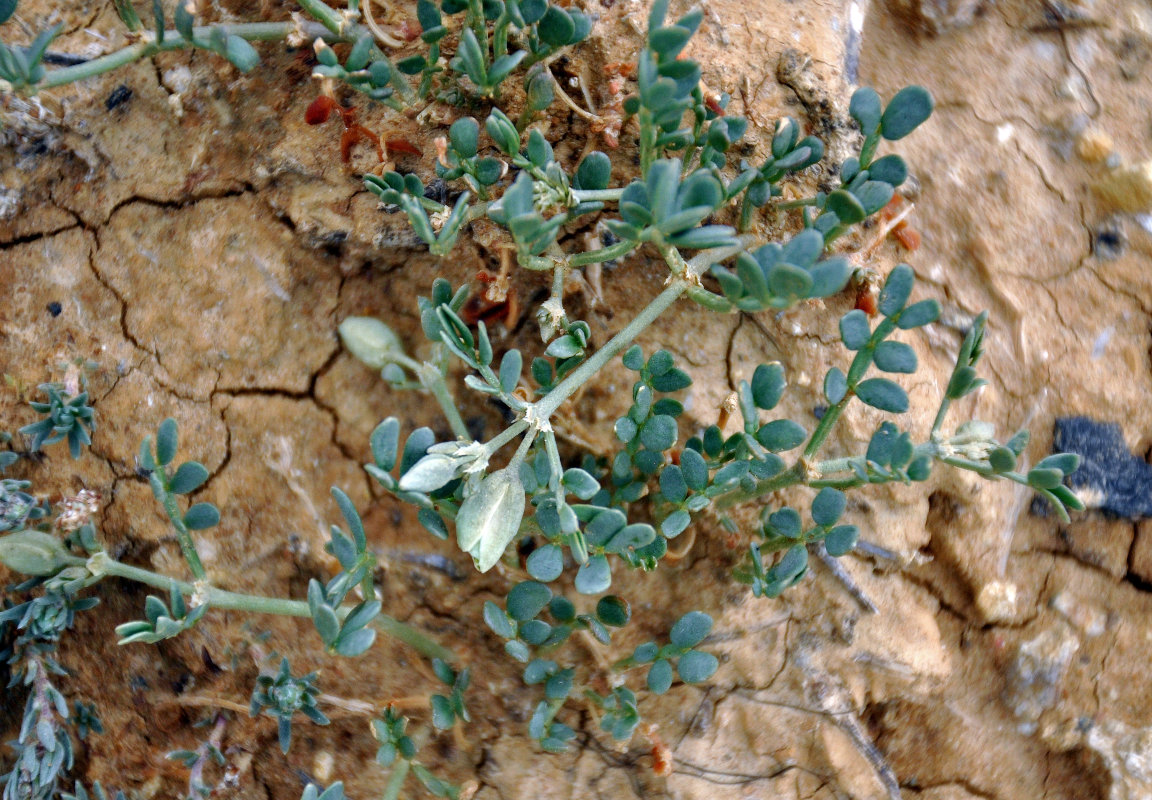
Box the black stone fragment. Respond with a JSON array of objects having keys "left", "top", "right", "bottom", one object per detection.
[
  {"left": 1052, "top": 416, "right": 1152, "bottom": 519},
  {"left": 46, "top": 301, "right": 62, "bottom": 317},
  {"left": 1092, "top": 221, "right": 1127, "bottom": 260},
  {"left": 105, "top": 84, "right": 133, "bottom": 111},
  {"left": 423, "top": 178, "right": 451, "bottom": 206}
]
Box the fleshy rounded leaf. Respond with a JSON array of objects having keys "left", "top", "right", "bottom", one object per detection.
[
  {"left": 811, "top": 487, "right": 846, "bottom": 527},
  {"left": 596, "top": 595, "right": 631, "bottom": 627},
  {"left": 669, "top": 610, "right": 712, "bottom": 649},
  {"left": 507, "top": 581, "right": 552, "bottom": 621},
  {"left": 168, "top": 462, "right": 209, "bottom": 495},
  {"left": 855, "top": 379, "right": 909, "bottom": 413},
  {"left": 575, "top": 555, "right": 612, "bottom": 594},
  {"left": 824, "top": 524, "right": 859, "bottom": 557},
  {"left": 647, "top": 659, "right": 673, "bottom": 694},
  {"left": 677, "top": 650, "right": 718, "bottom": 683},
  {"left": 183, "top": 503, "right": 219, "bottom": 530},
  {"left": 881, "top": 86, "right": 933, "bottom": 141},
  {"left": 526, "top": 544, "right": 564, "bottom": 582}
]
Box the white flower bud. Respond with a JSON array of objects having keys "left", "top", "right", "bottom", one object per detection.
[
  {"left": 338, "top": 317, "right": 405, "bottom": 371},
  {"left": 456, "top": 469, "right": 525, "bottom": 573}
]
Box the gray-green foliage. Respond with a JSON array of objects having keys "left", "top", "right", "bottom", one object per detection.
[
  {"left": 0, "top": 0, "right": 1089, "bottom": 794},
  {"left": 348, "top": 6, "right": 1081, "bottom": 756},
  {"left": 18, "top": 384, "right": 94, "bottom": 460},
  {"left": 248, "top": 658, "right": 330, "bottom": 754},
  {"left": 0, "top": 575, "right": 100, "bottom": 800},
  {"left": 0, "top": 0, "right": 591, "bottom": 107}
]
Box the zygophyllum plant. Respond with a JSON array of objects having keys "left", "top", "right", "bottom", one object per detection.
[{"left": 1, "top": 0, "right": 1085, "bottom": 797}]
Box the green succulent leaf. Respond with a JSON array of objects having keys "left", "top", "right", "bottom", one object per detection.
[
  {"left": 168, "top": 462, "right": 209, "bottom": 495},
  {"left": 526, "top": 544, "right": 564, "bottom": 582},
  {"left": 881, "top": 85, "right": 934, "bottom": 141},
  {"left": 840, "top": 310, "right": 872, "bottom": 350},
  {"left": 849, "top": 87, "right": 883, "bottom": 134},
  {"left": 824, "top": 524, "right": 859, "bottom": 556},
  {"left": 677, "top": 649, "right": 718, "bottom": 683},
  {"left": 507, "top": 581, "right": 552, "bottom": 621},
  {"left": 669, "top": 610, "right": 712, "bottom": 649},
  {"left": 647, "top": 658, "right": 674, "bottom": 694},
  {"left": 873, "top": 341, "right": 917, "bottom": 373},
  {"left": 855, "top": 378, "right": 909, "bottom": 413},
  {"left": 183, "top": 503, "right": 220, "bottom": 530},
  {"left": 575, "top": 555, "right": 612, "bottom": 594},
  {"left": 811, "top": 487, "right": 847, "bottom": 526}
]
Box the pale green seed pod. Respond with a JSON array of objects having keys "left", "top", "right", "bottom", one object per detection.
[
  {"left": 456, "top": 468, "right": 525, "bottom": 573},
  {"left": 0, "top": 530, "right": 73, "bottom": 576},
  {"left": 338, "top": 317, "right": 405, "bottom": 371}
]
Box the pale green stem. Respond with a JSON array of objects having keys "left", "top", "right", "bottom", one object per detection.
[
  {"left": 418, "top": 363, "right": 471, "bottom": 440},
  {"left": 150, "top": 470, "right": 207, "bottom": 581},
  {"left": 802, "top": 393, "right": 853, "bottom": 461},
  {"left": 87, "top": 553, "right": 456, "bottom": 663},
  {"left": 549, "top": 259, "right": 566, "bottom": 306},
  {"left": 511, "top": 427, "right": 537, "bottom": 465},
  {"left": 535, "top": 280, "right": 687, "bottom": 418},
  {"left": 484, "top": 419, "right": 530, "bottom": 456},
  {"left": 393, "top": 353, "right": 470, "bottom": 441},
  {"left": 39, "top": 22, "right": 309, "bottom": 88},
  {"left": 297, "top": 0, "right": 347, "bottom": 33},
  {"left": 543, "top": 429, "right": 564, "bottom": 500},
  {"left": 775, "top": 197, "right": 819, "bottom": 210},
  {"left": 683, "top": 237, "right": 755, "bottom": 279},
  {"left": 571, "top": 188, "right": 626, "bottom": 203},
  {"left": 567, "top": 240, "right": 636, "bottom": 267},
  {"left": 931, "top": 397, "right": 952, "bottom": 437},
  {"left": 381, "top": 759, "right": 411, "bottom": 800},
  {"left": 638, "top": 108, "right": 658, "bottom": 176}
]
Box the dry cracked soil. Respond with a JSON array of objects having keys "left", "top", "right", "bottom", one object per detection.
[{"left": 2, "top": 0, "right": 1152, "bottom": 798}]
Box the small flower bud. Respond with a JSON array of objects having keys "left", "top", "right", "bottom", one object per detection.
[
  {"left": 338, "top": 317, "right": 405, "bottom": 371},
  {"left": 0, "top": 530, "right": 73, "bottom": 576},
  {"left": 456, "top": 469, "right": 525, "bottom": 573},
  {"left": 398, "top": 453, "right": 460, "bottom": 493}
]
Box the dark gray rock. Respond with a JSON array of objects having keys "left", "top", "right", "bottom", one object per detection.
[{"left": 1053, "top": 417, "right": 1152, "bottom": 519}]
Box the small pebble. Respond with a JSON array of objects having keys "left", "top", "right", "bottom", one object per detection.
[
  {"left": 1093, "top": 160, "right": 1152, "bottom": 212},
  {"left": 976, "top": 580, "right": 1018, "bottom": 623},
  {"left": 46, "top": 301, "right": 62, "bottom": 317},
  {"left": 1076, "top": 129, "right": 1113, "bottom": 163}
]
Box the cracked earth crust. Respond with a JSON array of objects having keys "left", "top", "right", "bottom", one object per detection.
[{"left": 3, "top": 0, "right": 1152, "bottom": 798}]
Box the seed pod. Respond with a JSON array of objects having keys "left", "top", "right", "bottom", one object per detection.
[
  {"left": 0, "top": 530, "right": 73, "bottom": 576},
  {"left": 456, "top": 468, "right": 525, "bottom": 573}
]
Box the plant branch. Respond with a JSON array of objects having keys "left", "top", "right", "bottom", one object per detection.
[
  {"left": 39, "top": 22, "right": 329, "bottom": 88},
  {"left": 535, "top": 280, "right": 687, "bottom": 417},
  {"left": 150, "top": 470, "right": 207, "bottom": 581},
  {"left": 85, "top": 553, "right": 456, "bottom": 663}
]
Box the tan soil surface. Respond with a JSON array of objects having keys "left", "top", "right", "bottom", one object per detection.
[{"left": 2, "top": 0, "right": 1151, "bottom": 798}]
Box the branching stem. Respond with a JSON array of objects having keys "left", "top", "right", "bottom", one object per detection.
[{"left": 86, "top": 553, "right": 456, "bottom": 662}]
